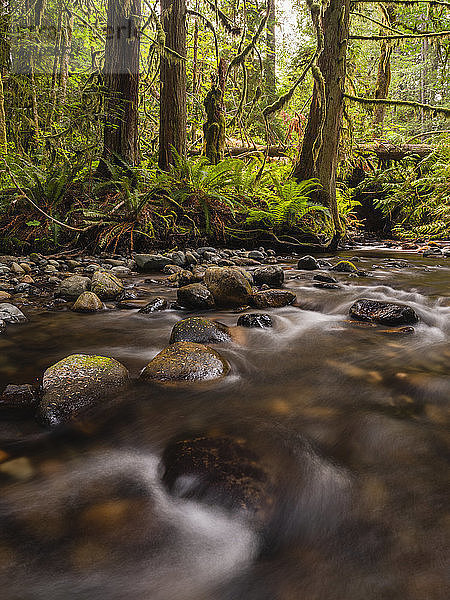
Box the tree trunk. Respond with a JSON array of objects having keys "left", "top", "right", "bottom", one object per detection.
[
  {"left": 158, "top": 0, "right": 187, "bottom": 170},
  {"left": 58, "top": 9, "right": 73, "bottom": 105},
  {"left": 293, "top": 0, "right": 350, "bottom": 237},
  {"left": 0, "top": 72, "right": 6, "bottom": 152},
  {"left": 97, "top": 0, "right": 141, "bottom": 176},
  {"left": 373, "top": 5, "right": 396, "bottom": 131},
  {"left": 264, "top": 0, "right": 276, "bottom": 103},
  {"left": 203, "top": 58, "right": 226, "bottom": 164}
]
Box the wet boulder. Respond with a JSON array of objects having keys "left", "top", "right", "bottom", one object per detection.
[
  {"left": 0, "top": 319, "right": 5, "bottom": 333},
  {"left": 0, "top": 303, "right": 27, "bottom": 323},
  {"left": 138, "top": 297, "right": 170, "bottom": 313},
  {"left": 91, "top": 271, "right": 124, "bottom": 300},
  {"left": 177, "top": 283, "right": 215, "bottom": 310},
  {"left": 161, "top": 435, "right": 270, "bottom": 517},
  {"left": 38, "top": 354, "right": 129, "bottom": 428},
  {"left": 331, "top": 260, "right": 358, "bottom": 273},
  {"left": 251, "top": 289, "right": 296, "bottom": 308},
  {"left": 134, "top": 254, "right": 174, "bottom": 271},
  {"left": 237, "top": 313, "right": 273, "bottom": 328},
  {"left": 71, "top": 292, "right": 104, "bottom": 313},
  {"left": 140, "top": 342, "right": 229, "bottom": 383},
  {"left": 297, "top": 255, "right": 320, "bottom": 270},
  {"left": 349, "top": 299, "right": 419, "bottom": 326},
  {"left": 204, "top": 267, "right": 252, "bottom": 307},
  {"left": 313, "top": 274, "right": 338, "bottom": 284},
  {"left": 169, "top": 317, "right": 231, "bottom": 344},
  {"left": 57, "top": 275, "right": 91, "bottom": 299},
  {"left": 252, "top": 265, "right": 284, "bottom": 288}
]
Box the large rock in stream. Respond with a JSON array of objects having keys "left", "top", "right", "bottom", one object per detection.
[
  {"left": 57, "top": 275, "right": 91, "bottom": 299},
  {"left": 91, "top": 271, "right": 124, "bottom": 300},
  {"left": 252, "top": 265, "right": 284, "bottom": 288},
  {"left": 177, "top": 283, "right": 215, "bottom": 310},
  {"left": 349, "top": 298, "right": 419, "bottom": 326},
  {"left": 0, "top": 304, "right": 27, "bottom": 323},
  {"left": 251, "top": 289, "right": 296, "bottom": 308},
  {"left": 169, "top": 317, "right": 232, "bottom": 344},
  {"left": 38, "top": 354, "right": 129, "bottom": 428},
  {"left": 140, "top": 342, "right": 229, "bottom": 383},
  {"left": 204, "top": 266, "right": 252, "bottom": 307}
]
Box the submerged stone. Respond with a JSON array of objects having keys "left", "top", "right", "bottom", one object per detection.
[
  {"left": 138, "top": 297, "right": 170, "bottom": 313},
  {"left": 140, "top": 342, "right": 229, "bottom": 383},
  {"left": 161, "top": 435, "right": 270, "bottom": 516}
]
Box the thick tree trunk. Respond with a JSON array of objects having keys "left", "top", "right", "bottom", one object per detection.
[
  {"left": 0, "top": 72, "right": 6, "bottom": 151},
  {"left": 158, "top": 0, "right": 187, "bottom": 170},
  {"left": 264, "top": 0, "right": 276, "bottom": 103},
  {"left": 98, "top": 0, "right": 141, "bottom": 175},
  {"left": 293, "top": 0, "right": 350, "bottom": 236},
  {"left": 203, "top": 58, "right": 226, "bottom": 164},
  {"left": 58, "top": 10, "right": 73, "bottom": 105}
]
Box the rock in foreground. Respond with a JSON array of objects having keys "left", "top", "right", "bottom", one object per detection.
[
  {"left": 38, "top": 354, "right": 129, "bottom": 427},
  {"left": 140, "top": 342, "right": 229, "bottom": 383},
  {"left": 161, "top": 435, "right": 270, "bottom": 516},
  {"left": 349, "top": 299, "right": 419, "bottom": 326}
]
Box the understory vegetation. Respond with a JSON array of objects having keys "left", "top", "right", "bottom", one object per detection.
[{"left": 0, "top": 0, "right": 449, "bottom": 252}]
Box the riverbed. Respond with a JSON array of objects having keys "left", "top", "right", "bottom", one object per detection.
[{"left": 0, "top": 247, "right": 449, "bottom": 600}]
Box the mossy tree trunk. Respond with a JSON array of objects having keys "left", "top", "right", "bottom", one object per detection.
[
  {"left": 373, "top": 6, "right": 396, "bottom": 131},
  {"left": 293, "top": 0, "right": 350, "bottom": 239},
  {"left": 0, "top": 72, "right": 6, "bottom": 152},
  {"left": 97, "top": 0, "right": 141, "bottom": 176},
  {"left": 203, "top": 59, "right": 226, "bottom": 164},
  {"left": 159, "top": 0, "right": 187, "bottom": 170},
  {"left": 264, "top": 0, "right": 276, "bottom": 103}
]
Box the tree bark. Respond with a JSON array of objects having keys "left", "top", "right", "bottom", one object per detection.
[
  {"left": 97, "top": 0, "right": 141, "bottom": 175},
  {"left": 203, "top": 58, "right": 226, "bottom": 164},
  {"left": 293, "top": 0, "right": 350, "bottom": 237},
  {"left": 373, "top": 5, "right": 396, "bottom": 130},
  {"left": 0, "top": 72, "right": 6, "bottom": 151},
  {"left": 264, "top": 0, "right": 276, "bottom": 103},
  {"left": 158, "top": 0, "right": 187, "bottom": 170},
  {"left": 58, "top": 9, "right": 74, "bottom": 105}
]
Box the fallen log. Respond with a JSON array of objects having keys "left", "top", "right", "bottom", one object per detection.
[{"left": 190, "top": 143, "right": 434, "bottom": 162}]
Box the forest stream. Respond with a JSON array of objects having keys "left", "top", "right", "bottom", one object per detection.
[{"left": 0, "top": 247, "right": 448, "bottom": 600}]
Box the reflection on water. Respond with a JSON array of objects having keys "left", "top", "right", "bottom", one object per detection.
[{"left": 0, "top": 249, "right": 449, "bottom": 599}]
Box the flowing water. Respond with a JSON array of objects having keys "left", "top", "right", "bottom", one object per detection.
[{"left": 0, "top": 248, "right": 449, "bottom": 600}]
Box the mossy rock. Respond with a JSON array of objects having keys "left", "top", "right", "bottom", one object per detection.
[
  {"left": 38, "top": 354, "right": 129, "bottom": 428},
  {"left": 71, "top": 292, "right": 104, "bottom": 313},
  {"left": 331, "top": 260, "right": 358, "bottom": 273},
  {"left": 57, "top": 275, "right": 91, "bottom": 299},
  {"left": 204, "top": 267, "right": 252, "bottom": 307},
  {"left": 140, "top": 342, "right": 229, "bottom": 383},
  {"left": 91, "top": 271, "right": 124, "bottom": 300},
  {"left": 169, "top": 317, "right": 232, "bottom": 344}
]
